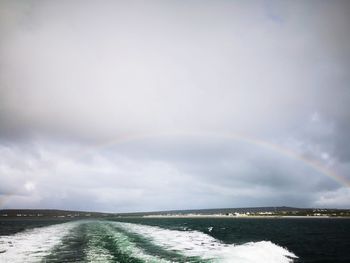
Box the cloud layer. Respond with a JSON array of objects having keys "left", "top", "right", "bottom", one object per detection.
[{"left": 1, "top": 0, "right": 349, "bottom": 212}]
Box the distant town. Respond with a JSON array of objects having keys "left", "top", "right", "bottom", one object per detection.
[
  {"left": 142, "top": 209, "right": 350, "bottom": 218},
  {"left": 1, "top": 207, "right": 349, "bottom": 219},
  {"left": 119, "top": 206, "right": 350, "bottom": 218}
]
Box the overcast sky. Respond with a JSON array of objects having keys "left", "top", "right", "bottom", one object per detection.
[{"left": 0, "top": 0, "right": 349, "bottom": 212}]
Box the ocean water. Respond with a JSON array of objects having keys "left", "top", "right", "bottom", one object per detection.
[{"left": 0, "top": 218, "right": 349, "bottom": 262}]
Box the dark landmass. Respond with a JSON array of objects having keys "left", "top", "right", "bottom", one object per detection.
[
  {"left": 0, "top": 209, "right": 113, "bottom": 219},
  {"left": 1, "top": 206, "right": 349, "bottom": 219}
]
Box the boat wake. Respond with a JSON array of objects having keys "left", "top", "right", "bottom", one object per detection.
[
  {"left": 0, "top": 221, "right": 78, "bottom": 262},
  {"left": 0, "top": 220, "right": 297, "bottom": 262},
  {"left": 113, "top": 222, "right": 297, "bottom": 263}
]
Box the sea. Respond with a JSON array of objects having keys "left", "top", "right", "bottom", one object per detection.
[{"left": 0, "top": 217, "right": 349, "bottom": 262}]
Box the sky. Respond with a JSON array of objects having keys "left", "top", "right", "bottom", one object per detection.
[{"left": 0, "top": 0, "right": 350, "bottom": 212}]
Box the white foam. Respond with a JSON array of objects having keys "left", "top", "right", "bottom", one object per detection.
[
  {"left": 114, "top": 222, "right": 298, "bottom": 263},
  {"left": 0, "top": 221, "right": 299, "bottom": 262},
  {"left": 85, "top": 222, "right": 170, "bottom": 263},
  {"left": 0, "top": 222, "right": 78, "bottom": 263}
]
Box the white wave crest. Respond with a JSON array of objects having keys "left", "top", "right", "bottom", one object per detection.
[
  {"left": 0, "top": 222, "right": 78, "bottom": 263},
  {"left": 114, "top": 222, "right": 298, "bottom": 263}
]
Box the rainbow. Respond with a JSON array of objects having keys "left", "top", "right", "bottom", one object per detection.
[
  {"left": 83, "top": 130, "right": 350, "bottom": 187},
  {"left": 1, "top": 130, "right": 349, "bottom": 208}
]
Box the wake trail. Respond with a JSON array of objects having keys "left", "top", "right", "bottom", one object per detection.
[
  {"left": 0, "top": 220, "right": 298, "bottom": 262},
  {"left": 0, "top": 221, "right": 79, "bottom": 263},
  {"left": 114, "top": 222, "right": 298, "bottom": 263}
]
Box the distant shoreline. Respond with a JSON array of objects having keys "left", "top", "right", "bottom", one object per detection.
[
  {"left": 142, "top": 215, "right": 350, "bottom": 219},
  {"left": 2, "top": 207, "right": 349, "bottom": 219}
]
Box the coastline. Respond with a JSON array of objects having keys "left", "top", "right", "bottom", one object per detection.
[{"left": 142, "top": 215, "right": 350, "bottom": 219}]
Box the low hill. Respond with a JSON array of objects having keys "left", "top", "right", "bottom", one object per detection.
[{"left": 0, "top": 209, "right": 112, "bottom": 219}]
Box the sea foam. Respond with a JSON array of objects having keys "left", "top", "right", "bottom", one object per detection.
[
  {"left": 0, "top": 221, "right": 78, "bottom": 263},
  {"left": 0, "top": 221, "right": 298, "bottom": 262},
  {"left": 114, "top": 222, "right": 298, "bottom": 263},
  {"left": 85, "top": 221, "right": 170, "bottom": 263}
]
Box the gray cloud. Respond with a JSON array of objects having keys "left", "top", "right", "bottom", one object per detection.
[{"left": 0, "top": 0, "right": 350, "bottom": 211}]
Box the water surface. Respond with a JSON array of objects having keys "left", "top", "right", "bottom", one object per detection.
[{"left": 0, "top": 218, "right": 349, "bottom": 262}]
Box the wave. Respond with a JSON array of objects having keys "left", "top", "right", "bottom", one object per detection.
[
  {"left": 0, "top": 221, "right": 78, "bottom": 263},
  {"left": 113, "top": 222, "right": 298, "bottom": 263}
]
